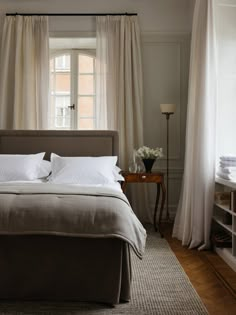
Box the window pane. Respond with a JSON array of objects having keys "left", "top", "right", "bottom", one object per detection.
[
  {"left": 78, "top": 75, "right": 94, "bottom": 94},
  {"left": 55, "top": 55, "right": 70, "bottom": 71},
  {"left": 56, "top": 116, "right": 70, "bottom": 129},
  {"left": 55, "top": 73, "right": 70, "bottom": 92},
  {"left": 78, "top": 97, "right": 94, "bottom": 117},
  {"left": 56, "top": 116, "right": 63, "bottom": 127},
  {"left": 79, "top": 118, "right": 94, "bottom": 129},
  {"left": 50, "top": 95, "right": 54, "bottom": 105},
  {"left": 50, "top": 59, "right": 54, "bottom": 71},
  {"left": 49, "top": 53, "right": 72, "bottom": 129},
  {"left": 79, "top": 55, "right": 94, "bottom": 73},
  {"left": 50, "top": 73, "right": 54, "bottom": 89},
  {"left": 55, "top": 96, "right": 70, "bottom": 107},
  {"left": 49, "top": 50, "right": 96, "bottom": 130},
  {"left": 55, "top": 114, "right": 70, "bottom": 129},
  {"left": 54, "top": 96, "right": 71, "bottom": 129}
]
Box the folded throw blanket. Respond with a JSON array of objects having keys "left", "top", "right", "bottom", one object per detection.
[
  {"left": 220, "top": 156, "right": 236, "bottom": 162},
  {"left": 217, "top": 171, "right": 236, "bottom": 181},
  {"left": 220, "top": 161, "right": 236, "bottom": 168},
  {"left": 218, "top": 167, "right": 236, "bottom": 175},
  {"left": 0, "top": 183, "right": 147, "bottom": 259}
]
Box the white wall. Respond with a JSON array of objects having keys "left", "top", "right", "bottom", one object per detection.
[
  {"left": 0, "top": 0, "right": 194, "bottom": 219},
  {"left": 0, "top": 0, "right": 193, "bottom": 32}
]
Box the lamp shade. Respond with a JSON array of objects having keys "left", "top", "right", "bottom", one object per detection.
[{"left": 160, "top": 104, "right": 176, "bottom": 114}]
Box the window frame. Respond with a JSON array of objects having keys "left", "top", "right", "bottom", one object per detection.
[{"left": 50, "top": 48, "right": 96, "bottom": 130}]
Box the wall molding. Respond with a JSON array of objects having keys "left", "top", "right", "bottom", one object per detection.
[
  {"left": 148, "top": 166, "right": 183, "bottom": 220},
  {"left": 142, "top": 31, "right": 190, "bottom": 163},
  {"left": 153, "top": 167, "right": 184, "bottom": 178},
  {"left": 141, "top": 32, "right": 190, "bottom": 218},
  {"left": 141, "top": 31, "right": 191, "bottom": 42}
]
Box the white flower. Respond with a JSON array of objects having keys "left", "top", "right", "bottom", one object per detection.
[{"left": 135, "top": 146, "right": 164, "bottom": 159}]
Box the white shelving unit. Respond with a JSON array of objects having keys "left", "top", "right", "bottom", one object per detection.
[
  {"left": 215, "top": 177, "right": 236, "bottom": 190},
  {"left": 212, "top": 177, "right": 236, "bottom": 272}
]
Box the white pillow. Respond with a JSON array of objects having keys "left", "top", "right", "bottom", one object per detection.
[
  {"left": 38, "top": 160, "right": 52, "bottom": 178},
  {"left": 0, "top": 153, "right": 45, "bottom": 182},
  {"left": 113, "top": 166, "right": 124, "bottom": 181},
  {"left": 49, "top": 154, "right": 118, "bottom": 185}
]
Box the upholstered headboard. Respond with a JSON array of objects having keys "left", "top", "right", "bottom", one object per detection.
[{"left": 0, "top": 130, "right": 119, "bottom": 160}]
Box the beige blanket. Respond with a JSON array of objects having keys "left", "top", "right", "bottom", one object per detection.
[{"left": 0, "top": 183, "right": 146, "bottom": 258}]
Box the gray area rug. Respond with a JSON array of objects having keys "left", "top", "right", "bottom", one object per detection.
[{"left": 0, "top": 230, "right": 208, "bottom": 315}]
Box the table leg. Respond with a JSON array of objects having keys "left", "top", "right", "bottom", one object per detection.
[
  {"left": 153, "top": 184, "right": 160, "bottom": 233},
  {"left": 158, "top": 181, "right": 166, "bottom": 238},
  {"left": 121, "top": 181, "right": 127, "bottom": 193}
]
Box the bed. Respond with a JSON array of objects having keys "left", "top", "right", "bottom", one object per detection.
[{"left": 0, "top": 130, "right": 146, "bottom": 305}]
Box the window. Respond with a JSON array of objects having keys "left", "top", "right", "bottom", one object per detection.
[{"left": 49, "top": 50, "right": 96, "bottom": 129}]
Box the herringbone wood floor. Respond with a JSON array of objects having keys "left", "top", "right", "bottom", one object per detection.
[{"left": 162, "top": 223, "right": 236, "bottom": 315}]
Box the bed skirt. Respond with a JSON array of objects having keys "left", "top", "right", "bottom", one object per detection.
[{"left": 0, "top": 235, "right": 131, "bottom": 305}]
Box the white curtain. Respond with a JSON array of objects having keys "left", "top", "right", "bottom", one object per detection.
[
  {"left": 172, "top": 0, "right": 217, "bottom": 249},
  {"left": 96, "top": 16, "right": 143, "bottom": 168},
  {"left": 0, "top": 16, "right": 49, "bottom": 129},
  {"left": 96, "top": 16, "right": 151, "bottom": 222},
  {"left": 215, "top": 2, "right": 236, "bottom": 162}
]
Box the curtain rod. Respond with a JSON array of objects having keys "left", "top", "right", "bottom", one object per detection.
[{"left": 6, "top": 12, "right": 137, "bottom": 17}]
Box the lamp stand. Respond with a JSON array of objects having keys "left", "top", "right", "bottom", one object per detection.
[
  {"left": 160, "top": 103, "right": 176, "bottom": 221},
  {"left": 164, "top": 112, "right": 173, "bottom": 221}
]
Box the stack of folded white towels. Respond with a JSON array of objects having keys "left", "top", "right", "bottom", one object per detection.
[{"left": 217, "top": 156, "right": 236, "bottom": 180}]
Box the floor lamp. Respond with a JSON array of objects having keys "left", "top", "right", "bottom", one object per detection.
[{"left": 160, "top": 103, "right": 176, "bottom": 220}]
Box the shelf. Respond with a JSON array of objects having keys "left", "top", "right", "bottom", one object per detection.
[
  {"left": 211, "top": 230, "right": 232, "bottom": 248},
  {"left": 213, "top": 178, "right": 236, "bottom": 272},
  {"left": 216, "top": 176, "right": 236, "bottom": 190},
  {"left": 215, "top": 202, "right": 236, "bottom": 216},
  {"left": 212, "top": 216, "right": 233, "bottom": 234}
]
